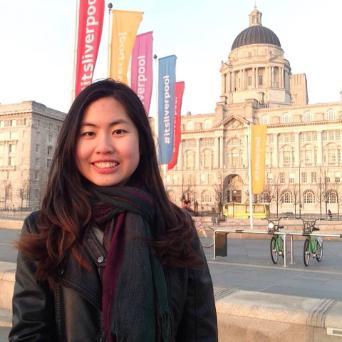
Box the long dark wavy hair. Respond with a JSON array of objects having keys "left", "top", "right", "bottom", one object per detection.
[{"left": 17, "top": 79, "right": 201, "bottom": 281}]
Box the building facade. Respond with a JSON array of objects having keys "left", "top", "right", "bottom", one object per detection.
[
  {"left": 165, "top": 8, "right": 342, "bottom": 217},
  {"left": 0, "top": 101, "right": 65, "bottom": 210}
]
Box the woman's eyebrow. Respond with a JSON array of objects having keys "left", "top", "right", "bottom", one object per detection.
[{"left": 80, "top": 119, "right": 129, "bottom": 127}]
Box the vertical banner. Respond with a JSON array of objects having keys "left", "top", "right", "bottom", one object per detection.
[
  {"left": 131, "top": 32, "right": 153, "bottom": 114},
  {"left": 168, "top": 81, "right": 185, "bottom": 170},
  {"left": 158, "top": 55, "right": 177, "bottom": 164},
  {"left": 251, "top": 124, "right": 267, "bottom": 194},
  {"left": 74, "top": 0, "right": 105, "bottom": 97},
  {"left": 109, "top": 10, "right": 143, "bottom": 83}
]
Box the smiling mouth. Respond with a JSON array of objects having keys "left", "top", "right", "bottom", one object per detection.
[{"left": 93, "top": 161, "right": 119, "bottom": 168}]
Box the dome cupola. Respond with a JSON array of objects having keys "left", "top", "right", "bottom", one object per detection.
[{"left": 231, "top": 7, "right": 281, "bottom": 50}]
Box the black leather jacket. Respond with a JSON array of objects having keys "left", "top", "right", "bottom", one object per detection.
[{"left": 9, "top": 212, "right": 218, "bottom": 341}]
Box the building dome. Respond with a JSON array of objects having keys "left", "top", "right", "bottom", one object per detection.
[
  {"left": 231, "top": 25, "right": 281, "bottom": 50},
  {"left": 231, "top": 7, "right": 281, "bottom": 50}
]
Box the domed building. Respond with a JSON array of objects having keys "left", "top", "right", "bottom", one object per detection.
[{"left": 165, "top": 8, "right": 342, "bottom": 218}]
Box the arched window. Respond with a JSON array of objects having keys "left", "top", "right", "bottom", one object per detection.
[
  {"left": 204, "top": 120, "right": 211, "bottom": 129},
  {"left": 327, "top": 191, "right": 337, "bottom": 204},
  {"left": 227, "top": 148, "right": 241, "bottom": 168},
  {"left": 325, "top": 109, "right": 336, "bottom": 121},
  {"left": 281, "top": 112, "right": 291, "bottom": 123},
  {"left": 302, "top": 111, "right": 312, "bottom": 122},
  {"left": 303, "top": 191, "right": 315, "bottom": 204},
  {"left": 281, "top": 191, "right": 293, "bottom": 204}
]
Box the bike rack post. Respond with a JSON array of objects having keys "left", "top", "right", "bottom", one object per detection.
[
  {"left": 283, "top": 233, "right": 287, "bottom": 267},
  {"left": 290, "top": 235, "right": 294, "bottom": 264}
]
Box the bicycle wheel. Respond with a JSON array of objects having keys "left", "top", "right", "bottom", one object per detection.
[
  {"left": 303, "top": 239, "right": 311, "bottom": 267},
  {"left": 270, "top": 236, "right": 279, "bottom": 264},
  {"left": 316, "top": 239, "right": 323, "bottom": 262}
]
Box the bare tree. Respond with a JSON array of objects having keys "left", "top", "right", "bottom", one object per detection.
[
  {"left": 19, "top": 180, "right": 29, "bottom": 210},
  {"left": 268, "top": 177, "right": 282, "bottom": 218},
  {"left": 213, "top": 183, "right": 224, "bottom": 214},
  {"left": 4, "top": 182, "right": 12, "bottom": 210},
  {"left": 290, "top": 183, "right": 299, "bottom": 217}
]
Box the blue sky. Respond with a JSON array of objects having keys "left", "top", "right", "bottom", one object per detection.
[{"left": 0, "top": 0, "right": 341, "bottom": 115}]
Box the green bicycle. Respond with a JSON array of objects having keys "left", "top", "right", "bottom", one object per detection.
[
  {"left": 302, "top": 219, "right": 323, "bottom": 267},
  {"left": 268, "top": 218, "right": 284, "bottom": 264}
]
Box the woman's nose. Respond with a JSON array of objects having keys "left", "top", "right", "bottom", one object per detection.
[{"left": 95, "top": 133, "right": 114, "bottom": 154}]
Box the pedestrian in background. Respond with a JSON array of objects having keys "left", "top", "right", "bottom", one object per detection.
[{"left": 9, "top": 79, "right": 217, "bottom": 341}]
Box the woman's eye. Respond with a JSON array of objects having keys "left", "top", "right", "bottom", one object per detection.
[
  {"left": 113, "top": 129, "right": 126, "bottom": 135},
  {"left": 80, "top": 131, "right": 95, "bottom": 137}
]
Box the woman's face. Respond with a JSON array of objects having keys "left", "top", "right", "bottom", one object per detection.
[{"left": 76, "top": 96, "right": 140, "bottom": 187}]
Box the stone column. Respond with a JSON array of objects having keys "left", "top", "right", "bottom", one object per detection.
[
  {"left": 226, "top": 73, "right": 230, "bottom": 93},
  {"left": 232, "top": 71, "right": 235, "bottom": 91},
  {"left": 221, "top": 74, "right": 226, "bottom": 95}
]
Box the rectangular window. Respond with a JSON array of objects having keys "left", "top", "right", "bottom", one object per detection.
[
  {"left": 279, "top": 172, "right": 285, "bottom": 184},
  {"left": 35, "top": 144, "right": 39, "bottom": 152},
  {"left": 283, "top": 151, "right": 291, "bottom": 166},
  {"left": 8, "top": 156, "right": 15, "bottom": 166},
  {"left": 335, "top": 177, "right": 341, "bottom": 183},
  {"left": 301, "top": 172, "right": 307, "bottom": 183},
  {"left": 311, "top": 172, "right": 317, "bottom": 183},
  {"left": 8, "top": 144, "right": 16, "bottom": 154},
  {"left": 258, "top": 75, "right": 263, "bottom": 86}
]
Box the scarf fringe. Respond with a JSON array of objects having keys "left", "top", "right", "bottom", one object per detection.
[{"left": 160, "top": 312, "right": 171, "bottom": 342}]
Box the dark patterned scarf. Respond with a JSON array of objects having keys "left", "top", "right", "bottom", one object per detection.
[{"left": 89, "top": 185, "right": 171, "bottom": 342}]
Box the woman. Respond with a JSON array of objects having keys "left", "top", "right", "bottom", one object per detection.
[{"left": 9, "top": 79, "right": 217, "bottom": 341}]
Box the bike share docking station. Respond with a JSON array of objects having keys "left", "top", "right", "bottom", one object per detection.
[{"left": 213, "top": 219, "right": 342, "bottom": 267}]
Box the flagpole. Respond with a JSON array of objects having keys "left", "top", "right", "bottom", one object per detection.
[
  {"left": 247, "top": 122, "right": 254, "bottom": 229},
  {"left": 71, "top": 0, "right": 80, "bottom": 102},
  {"left": 107, "top": 2, "right": 113, "bottom": 77}
]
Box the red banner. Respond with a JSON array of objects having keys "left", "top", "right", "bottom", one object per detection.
[
  {"left": 131, "top": 32, "right": 153, "bottom": 114},
  {"left": 168, "top": 81, "right": 185, "bottom": 170},
  {"left": 74, "top": 0, "right": 105, "bottom": 97}
]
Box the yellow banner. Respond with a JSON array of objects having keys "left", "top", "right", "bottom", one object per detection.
[
  {"left": 109, "top": 10, "right": 143, "bottom": 83},
  {"left": 251, "top": 125, "right": 267, "bottom": 194}
]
